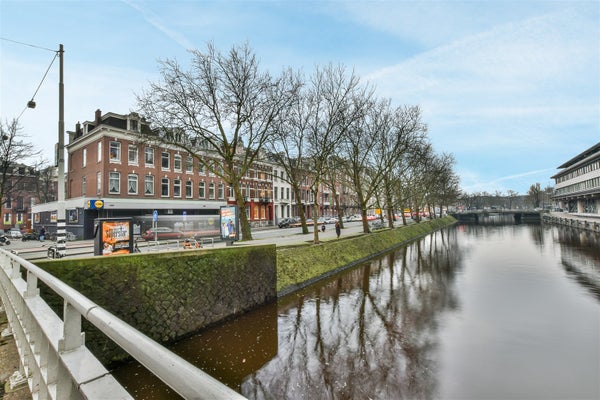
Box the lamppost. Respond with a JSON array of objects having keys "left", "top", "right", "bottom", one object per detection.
[
  {"left": 56, "top": 44, "right": 66, "bottom": 256},
  {"left": 28, "top": 44, "right": 65, "bottom": 256}
]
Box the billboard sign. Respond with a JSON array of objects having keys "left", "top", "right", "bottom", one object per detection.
[
  {"left": 94, "top": 218, "right": 134, "bottom": 256},
  {"left": 220, "top": 205, "right": 239, "bottom": 241}
]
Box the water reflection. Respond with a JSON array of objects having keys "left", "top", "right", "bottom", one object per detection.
[
  {"left": 112, "top": 301, "right": 278, "bottom": 398},
  {"left": 241, "top": 228, "right": 463, "bottom": 399},
  {"left": 556, "top": 226, "right": 600, "bottom": 300},
  {"left": 112, "top": 223, "right": 600, "bottom": 400}
]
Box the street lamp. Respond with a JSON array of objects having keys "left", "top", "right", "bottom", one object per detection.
[
  {"left": 56, "top": 44, "right": 66, "bottom": 257},
  {"left": 28, "top": 44, "right": 65, "bottom": 256}
]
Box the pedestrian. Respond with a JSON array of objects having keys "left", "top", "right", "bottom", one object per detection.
[
  {"left": 335, "top": 221, "right": 341, "bottom": 238},
  {"left": 321, "top": 223, "right": 326, "bottom": 232},
  {"left": 39, "top": 226, "right": 46, "bottom": 242}
]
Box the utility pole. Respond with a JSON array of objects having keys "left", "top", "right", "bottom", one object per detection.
[{"left": 56, "top": 43, "right": 66, "bottom": 256}]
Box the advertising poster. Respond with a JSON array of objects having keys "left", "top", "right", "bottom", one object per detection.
[
  {"left": 220, "top": 205, "right": 238, "bottom": 241},
  {"left": 94, "top": 218, "right": 133, "bottom": 256}
]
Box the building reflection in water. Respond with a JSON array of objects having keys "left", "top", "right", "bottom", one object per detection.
[{"left": 555, "top": 225, "right": 600, "bottom": 300}]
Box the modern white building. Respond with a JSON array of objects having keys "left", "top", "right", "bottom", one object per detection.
[{"left": 551, "top": 142, "right": 600, "bottom": 215}]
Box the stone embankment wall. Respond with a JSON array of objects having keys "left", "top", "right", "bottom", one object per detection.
[
  {"left": 36, "top": 245, "right": 276, "bottom": 364},
  {"left": 542, "top": 214, "right": 600, "bottom": 233},
  {"left": 277, "top": 216, "right": 457, "bottom": 296}
]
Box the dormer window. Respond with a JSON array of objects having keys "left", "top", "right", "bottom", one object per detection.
[{"left": 130, "top": 119, "right": 138, "bottom": 132}]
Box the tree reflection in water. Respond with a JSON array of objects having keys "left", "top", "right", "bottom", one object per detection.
[{"left": 241, "top": 228, "right": 463, "bottom": 399}]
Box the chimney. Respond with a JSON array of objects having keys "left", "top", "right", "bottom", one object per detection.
[{"left": 95, "top": 109, "right": 101, "bottom": 126}]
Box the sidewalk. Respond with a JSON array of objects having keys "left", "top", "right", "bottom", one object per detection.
[{"left": 0, "top": 302, "right": 31, "bottom": 400}]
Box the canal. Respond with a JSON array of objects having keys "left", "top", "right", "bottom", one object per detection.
[{"left": 113, "top": 218, "right": 600, "bottom": 399}]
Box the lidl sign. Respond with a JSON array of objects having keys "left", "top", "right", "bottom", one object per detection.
[{"left": 86, "top": 199, "right": 105, "bottom": 210}]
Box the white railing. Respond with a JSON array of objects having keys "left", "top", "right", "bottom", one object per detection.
[{"left": 0, "top": 248, "right": 246, "bottom": 400}]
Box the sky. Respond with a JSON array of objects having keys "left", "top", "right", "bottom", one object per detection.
[{"left": 1, "top": 0, "right": 598, "bottom": 195}]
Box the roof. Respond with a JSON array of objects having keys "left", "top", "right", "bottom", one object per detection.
[{"left": 551, "top": 141, "right": 600, "bottom": 179}]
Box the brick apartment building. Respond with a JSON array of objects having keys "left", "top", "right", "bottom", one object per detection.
[
  {"left": 31, "top": 109, "right": 359, "bottom": 239},
  {"left": 1, "top": 164, "right": 57, "bottom": 233}
]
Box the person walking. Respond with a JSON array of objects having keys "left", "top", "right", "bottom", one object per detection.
[{"left": 335, "top": 221, "right": 341, "bottom": 238}]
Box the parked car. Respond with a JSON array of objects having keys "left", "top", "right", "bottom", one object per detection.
[
  {"left": 278, "top": 218, "right": 295, "bottom": 228},
  {"left": 8, "top": 229, "right": 23, "bottom": 239},
  {"left": 141, "top": 227, "right": 183, "bottom": 241}
]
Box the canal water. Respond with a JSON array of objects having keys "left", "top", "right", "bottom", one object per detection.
[{"left": 113, "top": 218, "right": 600, "bottom": 399}]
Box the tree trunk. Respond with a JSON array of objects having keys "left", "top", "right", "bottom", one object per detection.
[
  {"left": 293, "top": 186, "right": 309, "bottom": 234},
  {"left": 312, "top": 188, "right": 321, "bottom": 244},
  {"left": 233, "top": 183, "right": 252, "bottom": 240}
]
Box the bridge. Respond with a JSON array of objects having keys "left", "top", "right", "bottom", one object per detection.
[
  {"left": 450, "top": 209, "right": 544, "bottom": 223},
  {"left": 0, "top": 248, "right": 246, "bottom": 399}
]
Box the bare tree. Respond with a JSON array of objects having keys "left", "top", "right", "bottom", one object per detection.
[
  {"left": 506, "top": 190, "right": 519, "bottom": 209},
  {"left": 268, "top": 64, "right": 369, "bottom": 243},
  {"left": 34, "top": 163, "right": 57, "bottom": 204},
  {"left": 136, "top": 42, "right": 300, "bottom": 240},
  {"left": 527, "top": 183, "right": 542, "bottom": 209},
  {"left": 424, "top": 152, "right": 460, "bottom": 217},
  {"left": 303, "top": 64, "right": 371, "bottom": 243},
  {"left": 379, "top": 105, "right": 428, "bottom": 228},
  {"left": 0, "top": 118, "right": 42, "bottom": 221}
]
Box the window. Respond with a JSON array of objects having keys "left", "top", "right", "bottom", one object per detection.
[
  {"left": 82, "top": 176, "right": 86, "bottom": 196},
  {"left": 82, "top": 148, "right": 87, "bottom": 167},
  {"left": 109, "top": 172, "right": 120, "bottom": 193},
  {"left": 109, "top": 141, "right": 121, "bottom": 161},
  {"left": 161, "top": 178, "right": 169, "bottom": 197},
  {"left": 173, "top": 179, "right": 181, "bottom": 197},
  {"left": 3, "top": 213, "right": 10, "bottom": 224},
  {"left": 4, "top": 197, "right": 11, "bottom": 209},
  {"left": 97, "top": 141, "right": 102, "bottom": 162},
  {"left": 130, "top": 119, "right": 138, "bottom": 132},
  {"left": 198, "top": 163, "right": 205, "bottom": 175},
  {"left": 96, "top": 172, "right": 102, "bottom": 195},
  {"left": 218, "top": 183, "right": 224, "bottom": 199},
  {"left": 174, "top": 154, "right": 182, "bottom": 172},
  {"left": 185, "top": 181, "right": 193, "bottom": 198},
  {"left": 128, "top": 174, "right": 138, "bottom": 194},
  {"left": 186, "top": 156, "right": 193, "bottom": 173},
  {"left": 128, "top": 145, "right": 138, "bottom": 165},
  {"left": 144, "top": 175, "right": 154, "bottom": 195},
  {"left": 145, "top": 147, "right": 154, "bottom": 166},
  {"left": 161, "top": 152, "right": 170, "bottom": 170},
  {"left": 209, "top": 182, "right": 215, "bottom": 199},
  {"left": 198, "top": 182, "right": 205, "bottom": 199}
]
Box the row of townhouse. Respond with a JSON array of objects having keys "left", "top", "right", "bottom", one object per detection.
[
  {"left": 1, "top": 166, "right": 39, "bottom": 232},
  {"left": 32, "top": 110, "right": 359, "bottom": 239}
]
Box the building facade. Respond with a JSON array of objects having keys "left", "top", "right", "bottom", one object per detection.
[
  {"left": 1, "top": 164, "right": 56, "bottom": 233},
  {"left": 31, "top": 109, "right": 363, "bottom": 239},
  {"left": 551, "top": 142, "right": 600, "bottom": 214},
  {"left": 33, "top": 110, "right": 276, "bottom": 238}
]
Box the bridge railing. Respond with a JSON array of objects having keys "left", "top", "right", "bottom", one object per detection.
[{"left": 0, "top": 248, "right": 246, "bottom": 400}]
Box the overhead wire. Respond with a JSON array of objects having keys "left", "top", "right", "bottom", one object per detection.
[
  {"left": 16, "top": 51, "right": 59, "bottom": 120},
  {"left": 1, "top": 37, "right": 59, "bottom": 121}
]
